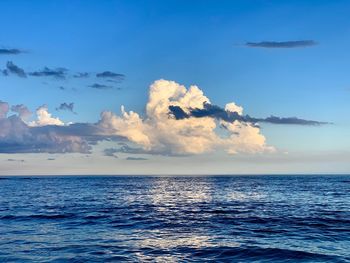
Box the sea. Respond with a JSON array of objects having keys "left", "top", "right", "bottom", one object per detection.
[{"left": 0, "top": 175, "right": 349, "bottom": 262}]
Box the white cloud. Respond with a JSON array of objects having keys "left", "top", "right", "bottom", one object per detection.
[
  {"left": 0, "top": 79, "right": 277, "bottom": 156},
  {"left": 29, "top": 105, "right": 64, "bottom": 127},
  {"left": 98, "top": 79, "right": 274, "bottom": 155},
  {"left": 225, "top": 102, "right": 243, "bottom": 115}
]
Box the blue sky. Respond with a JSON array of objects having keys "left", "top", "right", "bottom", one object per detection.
[{"left": 0, "top": 0, "right": 349, "bottom": 174}]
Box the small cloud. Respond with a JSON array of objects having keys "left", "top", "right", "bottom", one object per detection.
[
  {"left": 88, "top": 83, "right": 113, "bottom": 90},
  {"left": 56, "top": 102, "right": 75, "bottom": 114},
  {"left": 29, "top": 105, "right": 64, "bottom": 126},
  {"left": 0, "top": 48, "right": 23, "bottom": 55},
  {"left": 106, "top": 79, "right": 121, "bottom": 83},
  {"left": 126, "top": 157, "right": 147, "bottom": 161},
  {"left": 103, "top": 148, "right": 118, "bottom": 158},
  {"left": 110, "top": 144, "right": 153, "bottom": 155},
  {"left": 73, "top": 72, "right": 89, "bottom": 78},
  {"left": 6, "top": 61, "right": 27, "bottom": 78},
  {"left": 245, "top": 40, "right": 317, "bottom": 48},
  {"left": 96, "top": 71, "right": 125, "bottom": 80},
  {"left": 29, "top": 67, "right": 68, "bottom": 79},
  {"left": 2, "top": 69, "right": 9, "bottom": 76}
]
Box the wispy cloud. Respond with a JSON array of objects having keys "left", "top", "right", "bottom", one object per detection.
[
  {"left": 88, "top": 83, "right": 113, "bottom": 90},
  {"left": 29, "top": 67, "right": 68, "bottom": 79},
  {"left": 245, "top": 40, "right": 317, "bottom": 48},
  {"left": 73, "top": 72, "right": 89, "bottom": 78},
  {"left": 6, "top": 158, "right": 25, "bottom": 162},
  {"left": 126, "top": 157, "right": 147, "bottom": 161},
  {"left": 96, "top": 71, "right": 125, "bottom": 80},
  {"left": 5, "top": 61, "right": 27, "bottom": 78},
  {"left": 0, "top": 48, "right": 23, "bottom": 55}
]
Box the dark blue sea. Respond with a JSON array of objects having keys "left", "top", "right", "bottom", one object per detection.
[{"left": 0, "top": 175, "right": 349, "bottom": 262}]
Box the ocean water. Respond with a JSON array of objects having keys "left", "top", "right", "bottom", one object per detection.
[{"left": 0, "top": 175, "right": 349, "bottom": 262}]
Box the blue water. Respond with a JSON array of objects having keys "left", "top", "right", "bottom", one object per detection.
[{"left": 0, "top": 176, "right": 349, "bottom": 262}]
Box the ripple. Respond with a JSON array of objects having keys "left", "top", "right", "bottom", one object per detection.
[{"left": 0, "top": 175, "right": 349, "bottom": 262}]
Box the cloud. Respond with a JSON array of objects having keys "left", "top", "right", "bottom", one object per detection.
[
  {"left": 29, "top": 105, "right": 64, "bottom": 126},
  {"left": 0, "top": 101, "right": 120, "bottom": 154},
  {"left": 96, "top": 71, "right": 125, "bottom": 80},
  {"left": 2, "top": 69, "right": 9, "bottom": 76},
  {"left": 245, "top": 40, "right": 317, "bottom": 48},
  {"left": 0, "top": 115, "right": 90, "bottom": 153},
  {"left": 11, "top": 104, "right": 32, "bottom": 120},
  {"left": 56, "top": 102, "right": 75, "bottom": 113},
  {"left": 105, "top": 144, "right": 153, "bottom": 155},
  {"left": 0, "top": 79, "right": 326, "bottom": 156},
  {"left": 88, "top": 83, "right": 113, "bottom": 90},
  {"left": 97, "top": 79, "right": 275, "bottom": 155},
  {"left": 6, "top": 158, "right": 24, "bottom": 162},
  {"left": 0, "top": 101, "right": 9, "bottom": 118},
  {"left": 29, "top": 67, "right": 67, "bottom": 79},
  {"left": 6, "top": 61, "right": 27, "bottom": 78},
  {"left": 126, "top": 157, "right": 147, "bottom": 161},
  {"left": 169, "top": 102, "right": 328, "bottom": 126},
  {"left": 0, "top": 48, "right": 22, "bottom": 55},
  {"left": 73, "top": 72, "right": 89, "bottom": 78},
  {"left": 103, "top": 148, "right": 118, "bottom": 158}
]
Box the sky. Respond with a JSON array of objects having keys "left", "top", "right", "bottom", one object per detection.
[{"left": 0, "top": 0, "right": 350, "bottom": 175}]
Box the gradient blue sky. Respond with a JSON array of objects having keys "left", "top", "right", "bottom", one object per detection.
[{"left": 1, "top": 0, "right": 350, "bottom": 175}]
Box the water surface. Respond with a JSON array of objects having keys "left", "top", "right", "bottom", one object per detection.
[{"left": 0, "top": 175, "right": 349, "bottom": 262}]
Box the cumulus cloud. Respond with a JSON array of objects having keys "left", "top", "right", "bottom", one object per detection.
[
  {"left": 11, "top": 104, "right": 32, "bottom": 120},
  {"left": 29, "top": 105, "right": 64, "bottom": 127},
  {"left": 246, "top": 40, "right": 317, "bottom": 48},
  {"left": 97, "top": 79, "right": 275, "bottom": 155},
  {"left": 56, "top": 102, "right": 75, "bottom": 113},
  {"left": 0, "top": 79, "right": 327, "bottom": 156},
  {"left": 6, "top": 61, "right": 27, "bottom": 78},
  {"left": 0, "top": 101, "right": 117, "bottom": 154},
  {"left": 0, "top": 115, "right": 84, "bottom": 153},
  {"left": 29, "top": 67, "right": 67, "bottom": 79}
]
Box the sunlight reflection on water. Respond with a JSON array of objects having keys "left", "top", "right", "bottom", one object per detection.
[{"left": 0, "top": 176, "right": 349, "bottom": 262}]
